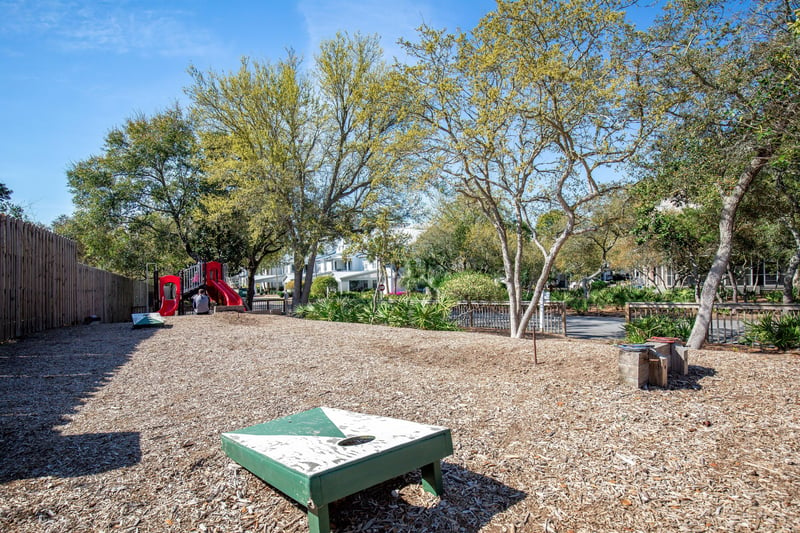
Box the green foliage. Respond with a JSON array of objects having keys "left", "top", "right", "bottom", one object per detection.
[
  {"left": 623, "top": 315, "right": 693, "bottom": 344},
  {"left": 437, "top": 271, "right": 506, "bottom": 302},
  {"left": 190, "top": 33, "right": 416, "bottom": 306},
  {"left": 550, "top": 284, "right": 695, "bottom": 312},
  {"left": 741, "top": 313, "right": 800, "bottom": 351},
  {"left": 310, "top": 275, "right": 339, "bottom": 299},
  {"left": 409, "top": 196, "right": 515, "bottom": 278},
  {"left": 763, "top": 291, "right": 784, "bottom": 304},
  {"left": 401, "top": 0, "right": 646, "bottom": 338},
  {"left": 63, "top": 105, "right": 202, "bottom": 275},
  {"left": 0, "top": 182, "right": 27, "bottom": 220},
  {"left": 296, "top": 295, "right": 458, "bottom": 331}
]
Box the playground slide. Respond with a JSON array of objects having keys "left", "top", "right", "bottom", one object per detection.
[
  {"left": 158, "top": 298, "right": 179, "bottom": 316},
  {"left": 206, "top": 278, "right": 244, "bottom": 307}
]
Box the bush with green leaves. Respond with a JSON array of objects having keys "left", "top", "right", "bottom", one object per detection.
[
  {"left": 296, "top": 295, "right": 458, "bottom": 331},
  {"left": 741, "top": 313, "right": 800, "bottom": 351},
  {"left": 762, "top": 290, "right": 784, "bottom": 303},
  {"left": 309, "top": 275, "right": 338, "bottom": 299},
  {"left": 296, "top": 296, "right": 357, "bottom": 322},
  {"left": 623, "top": 315, "right": 693, "bottom": 343},
  {"left": 437, "top": 271, "right": 506, "bottom": 302}
]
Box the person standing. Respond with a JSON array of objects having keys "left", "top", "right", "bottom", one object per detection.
[{"left": 192, "top": 288, "right": 210, "bottom": 315}]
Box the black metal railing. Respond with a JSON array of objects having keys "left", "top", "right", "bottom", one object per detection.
[
  {"left": 449, "top": 301, "right": 567, "bottom": 335},
  {"left": 626, "top": 302, "right": 800, "bottom": 343}
]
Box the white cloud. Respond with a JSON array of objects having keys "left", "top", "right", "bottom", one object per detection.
[
  {"left": 297, "top": 0, "right": 434, "bottom": 62},
  {"left": 0, "top": 0, "right": 222, "bottom": 57}
]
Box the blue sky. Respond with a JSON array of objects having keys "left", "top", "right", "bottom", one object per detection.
[
  {"left": 0, "top": 0, "right": 660, "bottom": 225},
  {"left": 1, "top": 0, "right": 495, "bottom": 225}
]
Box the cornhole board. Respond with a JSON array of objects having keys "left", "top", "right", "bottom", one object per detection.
[
  {"left": 221, "top": 407, "right": 453, "bottom": 533},
  {"left": 131, "top": 312, "right": 165, "bottom": 328}
]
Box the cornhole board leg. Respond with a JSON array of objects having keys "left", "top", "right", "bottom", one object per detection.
[
  {"left": 421, "top": 460, "right": 444, "bottom": 495},
  {"left": 308, "top": 504, "right": 330, "bottom": 533},
  {"left": 221, "top": 407, "right": 453, "bottom": 533}
]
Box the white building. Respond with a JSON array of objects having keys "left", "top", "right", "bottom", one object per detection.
[
  {"left": 246, "top": 241, "right": 400, "bottom": 294},
  {"left": 313, "top": 240, "right": 381, "bottom": 293},
  {"left": 241, "top": 227, "right": 422, "bottom": 295}
]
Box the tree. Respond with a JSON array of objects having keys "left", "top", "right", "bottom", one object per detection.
[
  {"left": 52, "top": 212, "right": 189, "bottom": 277},
  {"left": 630, "top": 196, "right": 718, "bottom": 296},
  {"left": 641, "top": 0, "right": 800, "bottom": 347},
  {"left": 0, "top": 183, "right": 27, "bottom": 219},
  {"left": 402, "top": 0, "right": 651, "bottom": 338},
  {"left": 347, "top": 207, "right": 412, "bottom": 308},
  {"left": 188, "top": 33, "right": 415, "bottom": 307},
  {"left": 65, "top": 105, "right": 203, "bottom": 275},
  {"left": 410, "top": 196, "right": 506, "bottom": 276},
  {"left": 556, "top": 189, "right": 637, "bottom": 284}
]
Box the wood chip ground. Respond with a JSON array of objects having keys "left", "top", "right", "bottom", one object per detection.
[{"left": 1, "top": 313, "right": 798, "bottom": 532}]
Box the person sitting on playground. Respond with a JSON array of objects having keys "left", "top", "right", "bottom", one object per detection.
[{"left": 192, "top": 288, "right": 211, "bottom": 315}]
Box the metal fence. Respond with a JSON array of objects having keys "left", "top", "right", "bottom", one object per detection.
[
  {"left": 626, "top": 302, "right": 800, "bottom": 343},
  {"left": 248, "top": 298, "right": 293, "bottom": 314},
  {"left": 450, "top": 301, "right": 567, "bottom": 335}
]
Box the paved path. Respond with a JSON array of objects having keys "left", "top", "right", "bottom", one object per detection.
[{"left": 565, "top": 315, "right": 626, "bottom": 340}]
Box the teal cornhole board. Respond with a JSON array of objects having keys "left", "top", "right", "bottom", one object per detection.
[
  {"left": 131, "top": 312, "right": 165, "bottom": 328},
  {"left": 221, "top": 407, "right": 453, "bottom": 533}
]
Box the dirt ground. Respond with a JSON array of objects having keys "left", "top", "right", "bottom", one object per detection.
[{"left": 1, "top": 313, "right": 798, "bottom": 532}]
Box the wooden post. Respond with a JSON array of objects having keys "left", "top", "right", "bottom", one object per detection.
[
  {"left": 648, "top": 355, "right": 668, "bottom": 388},
  {"left": 618, "top": 347, "right": 650, "bottom": 388},
  {"left": 672, "top": 344, "right": 690, "bottom": 375}
]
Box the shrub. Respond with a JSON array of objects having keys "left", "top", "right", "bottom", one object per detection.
[
  {"left": 566, "top": 295, "right": 590, "bottom": 315},
  {"left": 409, "top": 298, "right": 458, "bottom": 330},
  {"left": 437, "top": 271, "right": 506, "bottom": 302},
  {"left": 741, "top": 313, "right": 800, "bottom": 351},
  {"left": 763, "top": 290, "right": 783, "bottom": 303},
  {"left": 309, "top": 275, "right": 338, "bottom": 299},
  {"left": 297, "top": 295, "right": 458, "bottom": 331},
  {"left": 623, "top": 315, "right": 693, "bottom": 343},
  {"left": 662, "top": 287, "right": 695, "bottom": 303}
]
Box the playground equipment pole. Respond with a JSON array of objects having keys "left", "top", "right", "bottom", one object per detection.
[{"left": 146, "top": 263, "right": 158, "bottom": 312}]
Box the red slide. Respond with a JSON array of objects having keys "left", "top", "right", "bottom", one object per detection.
[
  {"left": 158, "top": 298, "right": 179, "bottom": 316},
  {"left": 158, "top": 275, "right": 181, "bottom": 316},
  {"left": 206, "top": 278, "right": 244, "bottom": 307}
]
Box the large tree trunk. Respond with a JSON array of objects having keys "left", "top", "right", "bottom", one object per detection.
[
  {"left": 726, "top": 265, "right": 739, "bottom": 303},
  {"left": 687, "top": 150, "right": 772, "bottom": 348},
  {"left": 782, "top": 226, "right": 800, "bottom": 304},
  {"left": 245, "top": 256, "right": 259, "bottom": 311},
  {"left": 299, "top": 249, "right": 318, "bottom": 306},
  {"left": 292, "top": 256, "right": 305, "bottom": 309}
]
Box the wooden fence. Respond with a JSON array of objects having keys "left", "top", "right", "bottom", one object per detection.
[
  {"left": 626, "top": 302, "right": 800, "bottom": 343},
  {"left": 1, "top": 215, "right": 148, "bottom": 341}
]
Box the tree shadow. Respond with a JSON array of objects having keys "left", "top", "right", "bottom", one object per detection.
[
  {"left": 0, "top": 323, "right": 153, "bottom": 482},
  {"left": 666, "top": 365, "right": 717, "bottom": 391},
  {"left": 324, "top": 462, "right": 527, "bottom": 532}
]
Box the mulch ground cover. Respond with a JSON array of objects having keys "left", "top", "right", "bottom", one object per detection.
[{"left": 1, "top": 313, "right": 798, "bottom": 532}]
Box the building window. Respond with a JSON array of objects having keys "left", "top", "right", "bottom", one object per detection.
[{"left": 349, "top": 280, "right": 370, "bottom": 292}]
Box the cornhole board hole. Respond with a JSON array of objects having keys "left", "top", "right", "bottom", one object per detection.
[{"left": 221, "top": 407, "right": 453, "bottom": 533}]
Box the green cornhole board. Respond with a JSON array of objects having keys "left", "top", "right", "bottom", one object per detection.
[
  {"left": 131, "top": 312, "right": 165, "bottom": 328},
  {"left": 221, "top": 407, "right": 453, "bottom": 533}
]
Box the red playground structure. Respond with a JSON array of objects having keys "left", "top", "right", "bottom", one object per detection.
[
  {"left": 157, "top": 261, "right": 243, "bottom": 316},
  {"left": 157, "top": 275, "right": 181, "bottom": 316}
]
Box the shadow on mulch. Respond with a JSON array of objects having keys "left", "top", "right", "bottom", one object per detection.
[
  {"left": 307, "top": 463, "right": 526, "bottom": 532},
  {"left": 665, "top": 365, "right": 717, "bottom": 391},
  {"left": 0, "top": 324, "right": 156, "bottom": 482}
]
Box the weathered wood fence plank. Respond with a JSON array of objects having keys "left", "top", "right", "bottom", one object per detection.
[{"left": 1, "top": 215, "right": 147, "bottom": 341}]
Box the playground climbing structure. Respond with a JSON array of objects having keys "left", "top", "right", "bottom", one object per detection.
[{"left": 158, "top": 261, "right": 243, "bottom": 316}]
